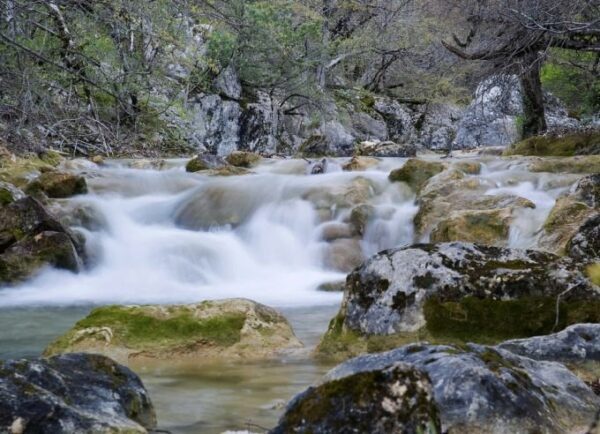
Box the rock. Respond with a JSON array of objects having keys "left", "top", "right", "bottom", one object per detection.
[
  {"left": 225, "top": 151, "right": 261, "bottom": 168},
  {"left": 205, "top": 166, "right": 252, "bottom": 177},
  {"left": 298, "top": 135, "right": 332, "bottom": 158},
  {"left": 90, "top": 155, "right": 105, "bottom": 165},
  {"left": 355, "top": 141, "right": 417, "bottom": 158},
  {"left": 342, "top": 156, "right": 380, "bottom": 172},
  {"left": 589, "top": 264, "right": 600, "bottom": 286},
  {"left": 0, "top": 197, "right": 81, "bottom": 283},
  {"left": 324, "top": 238, "right": 364, "bottom": 273},
  {"left": 529, "top": 155, "right": 600, "bottom": 174},
  {"left": 317, "top": 242, "right": 600, "bottom": 359},
  {"left": 454, "top": 75, "right": 578, "bottom": 149},
  {"left": 26, "top": 171, "right": 88, "bottom": 198},
  {"left": 372, "top": 98, "right": 417, "bottom": 145},
  {"left": 388, "top": 159, "right": 445, "bottom": 192},
  {"left": 0, "top": 231, "right": 81, "bottom": 283},
  {"left": 127, "top": 159, "right": 166, "bottom": 170},
  {"left": 498, "top": 323, "right": 600, "bottom": 381},
  {"left": 303, "top": 177, "right": 376, "bottom": 211},
  {"left": 349, "top": 204, "right": 375, "bottom": 236},
  {"left": 317, "top": 280, "right": 346, "bottom": 292},
  {"left": 573, "top": 173, "right": 600, "bottom": 208},
  {"left": 567, "top": 213, "right": 600, "bottom": 261},
  {"left": 270, "top": 363, "right": 441, "bottom": 434},
  {"left": 453, "top": 160, "right": 482, "bottom": 175},
  {"left": 44, "top": 299, "right": 303, "bottom": 366},
  {"left": 0, "top": 353, "right": 156, "bottom": 433},
  {"left": 317, "top": 121, "right": 356, "bottom": 156},
  {"left": 185, "top": 154, "right": 227, "bottom": 172},
  {"left": 505, "top": 130, "right": 600, "bottom": 157},
  {"left": 309, "top": 158, "right": 328, "bottom": 175},
  {"left": 417, "top": 103, "right": 464, "bottom": 151},
  {"left": 0, "top": 181, "right": 24, "bottom": 205},
  {"left": 319, "top": 222, "right": 355, "bottom": 242},
  {"left": 350, "top": 112, "right": 388, "bottom": 142},
  {"left": 215, "top": 65, "right": 242, "bottom": 100},
  {"left": 326, "top": 343, "right": 600, "bottom": 434},
  {"left": 430, "top": 208, "right": 513, "bottom": 246}
]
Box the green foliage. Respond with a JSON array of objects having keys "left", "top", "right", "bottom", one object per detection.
[{"left": 542, "top": 49, "right": 600, "bottom": 116}]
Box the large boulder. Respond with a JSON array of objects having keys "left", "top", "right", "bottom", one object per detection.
[
  {"left": 498, "top": 323, "right": 600, "bottom": 382},
  {"left": 388, "top": 159, "right": 445, "bottom": 192},
  {"left": 44, "top": 299, "right": 303, "bottom": 366},
  {"left": 325, "top": 343, "right": 600, "bottom": 434},
  {"left": 0, "top": 197, "right": 81, "bottom": 283},
  {"left": 0, "top": 353, "right": 156, "bottom": 433},
  {"left": 454, "top": 75, "right": 578, "bottom": 149},
  {"left": 317, "top": 243, "right": 600, "bottom": 359},
  {"left": 270, "top": 363, "right": 441, "bottom": 434},
  {"left": 26, "top": 171, "right": 88, "bottom": 198}
]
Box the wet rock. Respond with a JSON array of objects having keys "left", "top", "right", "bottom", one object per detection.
[
  {"left": 310, "top": 158, "right": 328, "bottom": 175},
  {"left": 127, "top": 159, "right": 166, "bottom": 170},
  {"left": 355, "top": 141, "right": 417, "bottom": 158},
  {"left": 26, "top": 171, "right": 88, "bottom": 198},
  {"left": 304, "top": 177, "right": 376, "bottom": 211},
  {"left": 453, "top": 160, "right": 482, "bottom": 175},
  {"left": 0, "top": 181, "right": 24, "bottom": 205},
  {"left": 298, "top": 135, "right": 331, "bottom": 158},
  {"left": 185, "top": 154, "right": 227, "bottom": 172},
  {"left": 529, "top": 155, "right": 600, "bottom": 174},
  {"left": 225, "top": 150, "right": 261, "bottom": 168},
  {"left": 271, "top": 363, "right": 441, "bottom": 434},
  {"left": 430, "top": 208, "right": 513, "bottom": 246},
  {"left": 317, "top": 280, "right": 346, "bottom": 292},
  {"left": 498, "top": 323, "right": 600, "bottom": 380},
  {"left": 574, "top": 173, "right": 600, "bottom": 208},
  {"left": 319, "top": 222, "right": 355, "bottom": 242},
  {"left": 0, "top": 353, "right": 156, "bottom": 433},
  {"left": 205, "top": 166, "right": 252, "bottom": 177},
  {"left": 324, "top": 238, "right": 364, "bottom": 273},
  {"left": 349, "top": 204, "right": 375, "bottom": 236},
  {"left": 44, "top": 299, "right": 303, "bottom": 366},
  {"left": 0, "top": 231, "right": 80, "bottom": 283},
  {"left": 388, "top": 159, "right": 445, "bottom": 192},
  {"left": 567, "top": 213, "right": 600, "bottom": 261},
  {"left": 342, "top": 156, "right": 379, "bottom": 172},
  {"left": 326, "top": 343, "right": 600, "bottom": 434},
  {"left": 317, "top": 242, "right": 600, "bottom": 359}
]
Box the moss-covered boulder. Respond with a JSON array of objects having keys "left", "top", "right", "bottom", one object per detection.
[
  {"left": 342, "top": 156, "right": 380, "bottom": 172},
  {"left": 270, "top": 363, "right": 440, "bottom": 434},
  {"left": 44, "top": 299, "right": 303, "bottom": 366},
  {"left": 316, "top": 243, "right": 600, "bottom": 360},
  {"left": 355, "top": 140, "right": 417, "bottom": 158},
  {"left": 225, "top": 150, "right": 261, "bottom": 168},
  {"left": 0, "top": 155, "right": 57, "bottom": 187},
  {"left": 0, "top": 197, "right": 81, "bottom": 283},
  {"left": 388, "top": 159, "right": 445, "bottom": 192},
  {"left": 0, "top": 353, "right": 156, "bottom": 433},
  {"left": 325, "top": 343, "right": 600, "bottom": 434},
  {"left": 185, "top": 154, "right": 227, "bottom": 173},
  {"left": 453, "top": 160, "right": 482, "bottom": 175},
  {"left": 529, "top": 155, "right": 600, "bottom": 174},
  {"left": 505, "top": 131, "right": 600, "bottom": 157},
  {"left": 430, "top": 208, "right": 512, "bottom": 246},
  {"left": 26, "top": 171, "right": 88, "bottom": 198}
]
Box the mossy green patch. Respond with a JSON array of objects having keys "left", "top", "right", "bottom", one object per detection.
[
  {"left": 529, "top": 155, "right": 600, "bottom": 174},
  {"left": 587, "top": 263, "right": 600, "bottom": 286},
  {"left": 47, "top": 305, "right": 247, "bottom": 353},
  {"left": 505, "top": 131, "right": 600, "bottom": 157},
  {"left": 423, "top": 296, "right": 600, "bottom": 343}
]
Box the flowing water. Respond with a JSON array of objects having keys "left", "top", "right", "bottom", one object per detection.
[{"left": 0, "top": 155, "right": 580, "bottom": 433}]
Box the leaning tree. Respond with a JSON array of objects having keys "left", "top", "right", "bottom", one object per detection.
[{"left": 441, "top": 0, "right": 600, "bottom": 138}]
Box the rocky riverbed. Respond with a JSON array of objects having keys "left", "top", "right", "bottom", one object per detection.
[{"left": 0, "top": 138, "right": 599, "bottom": 433}]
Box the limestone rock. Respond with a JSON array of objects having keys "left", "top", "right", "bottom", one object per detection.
[
  {"left": 388, "top": 159, "right": 445, "bottom": 192},
  {"left": 26, "top": 171, "right": 88, "bottom": 198},
  {"left": 44, "top": 299, "right": 303, "bottom": 366},
  {"left": 0, "top": 353, "right": 156, "bottom": 433}
]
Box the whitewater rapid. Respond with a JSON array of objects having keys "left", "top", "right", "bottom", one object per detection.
[{"left": 0, "top": 156, "right": 574, "bottom": 308}]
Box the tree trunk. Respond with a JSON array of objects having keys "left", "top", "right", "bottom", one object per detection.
[{"left": 520, "top": 52, "right": 547, "bottom": 139}]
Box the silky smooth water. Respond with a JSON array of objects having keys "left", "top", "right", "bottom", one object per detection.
[{"left": 0, "top": 155, "right": 578, "bottom": 433}]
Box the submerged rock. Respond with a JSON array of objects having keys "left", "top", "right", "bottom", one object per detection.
[
  {"left": 342, "top": 155, "right": 380, "bottom": 172},
  {"left": 270, "top": 363, "right": 440, "bottom": 434},
  {"left": 0, "top": 353, "right": 156, "bottom": 433},
  {"left": 317, "top": 242, "right": 600, "bottom": 359},
  {"left": 127, "top": 159, "right": 166, "bottom": 170},
  {"left": 325, "top": 343, "right": 600, "bottom": 434},
  {"left": 26, "top": 171, "right": 88, "bottom": 198},
  {"left": 0, "top": 197, "right": 81, "bottom": 283},
  {"left": 388, "top": 159, "right": 445, "bottom": 192},
  {"left": 44, "top": 299, "right": 303, "bottom": 366}
]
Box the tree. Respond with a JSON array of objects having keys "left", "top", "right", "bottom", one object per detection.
[{"left": 442, "top": 0, "right": 600, "bottom": 138}]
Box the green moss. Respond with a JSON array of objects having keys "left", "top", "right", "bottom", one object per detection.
[
  {"left": 185, "top": 158, "right": 209, "bottom": 173},
  {"left": 505, "top": 131, "right": 600, "bottom": 157},
  {"left": 587, "top": 263, "right": 600, "bottom": 286},
  {"left": 529, "top": 155, "right": 600, "bottom": 174},
  {"left": 49, "top": 306, "right": 247, "bottom": 352},
  {"left": 423, "top": 296, "right": 600, "bottom": 343},
  {"left": 0, "top": 188, "right": 14, "bottom": 205},
  {"left": 388, "top": 159, "right": 445, "bottom": 192}
]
